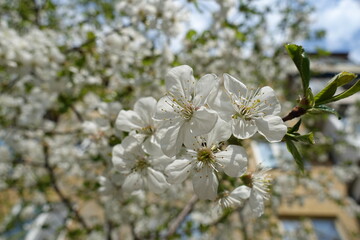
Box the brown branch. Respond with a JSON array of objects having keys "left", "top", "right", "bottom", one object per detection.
[
  {"left": 12, "top": 159, "right": 46, "bottom": 168},
  {"left": 282, "top": 106, "right": 307, "bottom": 122},
  {"left": 69, "top": 105, "right": 84, "bottom": 122},
  {"left": 282, "top": 97, "right": 309, "bottom": 122},
  {"left": 42, "top": 143, "right": 90, "bottom": 232},
  {"left": 32, "top": 0, "right": 41, "bottom": 27},
  {"left": 129, "top": 222, "right": 141, "bottom": 240},
  {"left": 165, "top": 195, "right": 199, "bottom": 239}
]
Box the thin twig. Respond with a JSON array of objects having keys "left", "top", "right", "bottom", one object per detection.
[
  {"left": 69, "top": 105, "right": 84, "bottom": 122},
  {"left": 165, "top": 195, "right": 199, "bottom": 239},
  {"left": 42, "top": 143, "right": 90, "bottom": 232}
]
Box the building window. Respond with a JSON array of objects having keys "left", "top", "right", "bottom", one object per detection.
[
  {"left": 252, "top": 142, "right": 294, "bottom": 169},
  {"left": 281, "top": 217, "right": 343, "bottom": 240},
  {"left": 311, "top": 218, "right": 342, "bottom": 240}
]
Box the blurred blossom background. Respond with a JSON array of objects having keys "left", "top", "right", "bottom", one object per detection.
[{"left": 0, "top": 0, "right": 359, "bottom": 239}]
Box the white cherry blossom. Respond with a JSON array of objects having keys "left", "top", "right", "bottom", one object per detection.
[
  {"left": 217, "top": 186, "right": 251, "bottom": 210},
  {"left": 209, "top": 74, "right": 287, "bottom": 142},
  {"left": 235, "top": 166, "right": 272, "bottom": 217},
  {"left": 112, "top": 136, "right": 171, "bottom": 194},
  {"left": 116, "top": 97, "right": 161, "bottom": 154},
  {"left": 165, "top": 119, "right": 248, "bottom": 200},
  {"left": 154, "top": 65, "right": 219, "bottom": 157}
]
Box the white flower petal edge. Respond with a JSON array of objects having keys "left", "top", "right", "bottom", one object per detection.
[
  {"left": 188, "top": 107, "right": 217, "bottom": 136},
  {"left": 165, "top": 65, "right": 195, "bottom": 102},
  {"left": 232, "top": 118, "right": 257, "bottom": 139},
  {"left": 207, "top": 87, "right": 234, "bottom": 122},
  {"left": 122, "top": 172, "right": 144, "bottom": 192},
  {"left": 165, "top": 159, "right": 192, "bottom": 184},
  {"left": 157, "top": 120, "right": 185, "bottom": 157},
  {"left": 224, "top": 73, "right": 247, "bottom": 97},
  {"left": 116, "top": 110, "right": 144, "bottom": 131},
  {"left": 255, "top": 115, "right": 287, "bottom": 142},
  {"left": 215, "top": 145, "right": 248, "bottom": 177},
  {"left": 133, "top": 97, "right": 157, "bottom": 126},
  {"left": 147, "top": 168, "right": 170, "bottom": 194},
  {"left": 230, "top": 185, "right": 251, "bottom": 200},
  {"left": 192, "top": 166, "right": 218, "bottom": 200},
  {"left": 193, "top": 74, "right": 218, "bottom": 107}
]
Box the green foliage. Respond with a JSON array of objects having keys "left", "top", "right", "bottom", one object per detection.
[
  {"left": 285, "top": 137, "right": 304, "bottom": 173},
  {"left": 314, "top": 72, "right": 357, "bottom": 105},
  {"left": 307, "top": 105, "right": 341, "bottom": 119},
  {"left": 285, "top": 44, "right": 310, "bottom": 95}
]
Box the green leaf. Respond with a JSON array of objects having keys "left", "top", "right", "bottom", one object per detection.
[
  {"left": 86, "top": 31, "right": 96, "bottom": 40},
  {"left": 286, "top": 132, "right": 315, "bottom": 144},
  {"left": 288, "top": 119, "right": 302, "bottom": 133},
  {"left": 186, "top": 29, "right": 197, "bottom": 40},
  {"left": 308, "top": 105, "right": 341, "bottom": 119},
  {"left": 305, "top": 87, "right": 315, "bottom": 108},
  {"left": 314, "top": 72, "right": 357, "bottom": 105},
  {"left": 325, "top": 78, "right": 360, "bottom": 104},
  {"left": 235, "top": 31, "right": 246, "bottom": 41},
  {"left": 285, "top": 139, "right": 304, "bottom": 173},
  {"left": 285, "top": 44, "right": 310, "bottom": 95}
]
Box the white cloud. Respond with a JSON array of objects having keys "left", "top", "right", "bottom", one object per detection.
[{"left": 310, "top": 0, "right": 360, "bottom": 62}]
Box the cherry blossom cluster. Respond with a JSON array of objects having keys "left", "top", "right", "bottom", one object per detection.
[{"left": 113, "top": 65, "right": 287, "bottom": 217}]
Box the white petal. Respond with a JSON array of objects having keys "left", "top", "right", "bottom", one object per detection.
[
  {"left": 230, "top": 185, "right": 251, "bottom": 200},
  {"left": 183, "top": 127, "right": 200, "bottom": 150},
  {"left": 189, "top": 108, "right": 218, "bottom": 136},
  {"left": 257, "top": 86, "right": 281, "bottom": 116},
  {"left": 142, "top": 135, "right": 162, "bottom": 155},
  {"left": 193, "top": 74, "right": 218, "bottom": 107},
  {"left": 255, "top": 115, "right": 287, "bottom": 142},
  {"left": 249, "top": 191, "right": 264, "bottom": 217},
  {"left": 149, "top": 154, "right": 173, "bottom": 170},
  {"left": 166, "top": 65, "right": 195, "bottom": 101},
  {"left": 192, "top": 166, "right": 218, "bottom": 200},
  {"left": 207, "top": 87, "right": 234, "bottom": 122},
  {"left": 116, "top": 110, "right": 143, "bottom": 131},
  {"left": 232, "top": 118, "right": 257, "bottom": 139},
  {"left": 121, "top": 135, "right": 142, "bottom": 153},
  {"left": 153, "top": 96, "right": 179, "bottom": 121},
  {"left": 165, "top": 159, "right": 193, "bottom": 184},
  {"left": 134, "top": 97, "right": 157, "bottom": 125},
  {"left": 122, "top": 172, "right": 144, "bottom": 192},
  {"left": 223, "top": 73, "right": 247, "bottom": 98},
  {"left": 112, "top": 144, "right": 129, "bottom": 171},
  {"left": 206, "top": 118, "right": 232, "bottom": 146},
  {"left": 158, "top": 119, "right": 185, "bottom": 157},
  {"left": 146, "top": 168, "right": 169, "bottom": 194},
  {"left": 215, "top": 145, "right": 248, "bottom": 177}
]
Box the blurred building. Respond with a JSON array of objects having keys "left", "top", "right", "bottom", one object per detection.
[{"left": 249, "top": 52, "right": 360, "bottom": 240}]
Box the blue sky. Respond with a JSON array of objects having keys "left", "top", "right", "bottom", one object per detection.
[
  {"left": 184, "top": 0, "right": 360, "bottom": 63},
  {"left": 302, "top": 0, "right": 360, "bottom": 63}
]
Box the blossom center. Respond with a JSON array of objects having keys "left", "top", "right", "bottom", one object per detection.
[
  {"left": 231, "top": 88, "right": 270, "bottom": 121},
  {"left": 139, "top": 125, "right": 155, "bottom": 135},
  {"left": 197, "top": 147, "right": 215, "bottom": 165},
  {"left": 133, "top": 158, "right": 150, "bottom": 171},
  {"left": 180, "top": 104, "right": 195, "bottom": 120},
  {"left": 165, "top": 93, "right": 197, "bottom": 120},
  {"left": 240, "top": 173, "right": 253, "bottom": 188}
]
